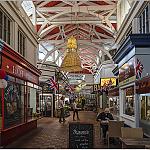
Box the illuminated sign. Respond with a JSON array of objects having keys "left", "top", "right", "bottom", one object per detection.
[{"left": 101, "top": 78, "right": 116, "bottom": 87}]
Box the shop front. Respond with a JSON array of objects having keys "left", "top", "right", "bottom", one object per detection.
[
  {"left": 113, "top": 34, "right": 150, "bottom": 128},
  {"left": 39, "top": 82, "right": 54, "bottom": 117},
  {"left": 136, "top": 76, "right": 150, "bottom": 137},
  {"left": 0, "top": 40, "right": 41, "bottom": 145}
]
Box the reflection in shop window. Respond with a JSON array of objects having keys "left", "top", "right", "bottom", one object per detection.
[
  {"left": 141, "top": 94, "right": 150, "bottom": 121},
  {"left": 4, "top": 81, "right": 24, "bottom": 129},
  {"left": 123, "top": 86, "right": 134, "bottom": 116}
]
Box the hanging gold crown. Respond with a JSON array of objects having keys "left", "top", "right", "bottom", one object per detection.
[
  {"left": 67, "top": 36, "right": 77, "bottom": 49},
  {"left": 60, "top": 51, "right": 82, "bottom": 72},
  {"left": 60, "top": 36, "right": 82, "bottom": 72}
]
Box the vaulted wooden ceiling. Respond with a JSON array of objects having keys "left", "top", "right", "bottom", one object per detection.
[{"left": 30, "top": 0, "right": 117, "bottom": 74}]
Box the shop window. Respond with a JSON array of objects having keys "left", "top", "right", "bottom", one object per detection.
[
  {"left": 140, "top": 94, "right": 150, "bottom": 121},
  {"left": 18, "top": 29, "right": 26, "bottom": 57},
  {"left": 4, "top": 81, "right": 25, "bottom": 129},
  {"left": 123, "top": 86, "right": 134, "bottom": 116},
  {"left": 0, "top": 8, "right": 12, "bottom": 45},
  {"left": 109, "top": 97, "right": 119, "bottom": 116},
  {"left": 36, "top": 88, "right": 42, "bottom": 114},
  {"left": 27, "top": 86, "right": 37, "bottom": 120},
  {"left": 39, "top": 94, "right": 52, "bottom": 117}
]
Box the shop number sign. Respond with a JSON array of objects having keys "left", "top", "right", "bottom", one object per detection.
[{"left": 69, "top": 123, "right": 93, "bottom": 149}]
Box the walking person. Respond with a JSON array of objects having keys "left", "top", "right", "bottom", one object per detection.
[
  {"left": 72, "top": 100, "right": 80, "bottom": 121},
  {"left": 58, "top": 96, "right": 66, "bottom": 123}
]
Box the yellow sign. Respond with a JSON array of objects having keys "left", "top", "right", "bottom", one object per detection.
[{"left": 101, "top": 78, "right": 116, "bottom": 86}]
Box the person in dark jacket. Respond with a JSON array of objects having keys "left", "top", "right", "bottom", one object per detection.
[{"left": 96, "top": 108, "right": 114, "bottom": 141}]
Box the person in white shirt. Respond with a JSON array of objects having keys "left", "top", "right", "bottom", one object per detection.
[
  {"left": 58, "top": 96, "right": 65, "bottom": 123},
  {"left": 72, "top": 100, "right": 80, "bottom": 121}
]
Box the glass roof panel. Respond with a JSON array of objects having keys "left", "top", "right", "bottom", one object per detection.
[{"left": 21, "top": 1, "right": 34, "bottom": 17}]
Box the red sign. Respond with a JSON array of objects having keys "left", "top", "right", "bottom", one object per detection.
[{"left": 2, "top": 56, "right": 39, "bottom": 84}]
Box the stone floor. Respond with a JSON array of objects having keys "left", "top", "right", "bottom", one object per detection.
[{"left": 5, "top": 111, "right": 121, "bottom": 149}]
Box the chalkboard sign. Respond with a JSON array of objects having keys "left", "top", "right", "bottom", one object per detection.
[{"left": 69, "top": 123, "right": 93, "bottom": 149}]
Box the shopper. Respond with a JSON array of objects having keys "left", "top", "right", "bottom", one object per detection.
[
  {"left": 96, "top": 108, "right": 114, "bottom": 143},
  {"left": 58, "top": 96, "right": 65, "bottom": 123},
  {"left": 72, "top": 100, "right": 80, "bottom": 121}
]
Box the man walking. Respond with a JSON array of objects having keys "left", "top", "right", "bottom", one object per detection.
[
  {"left": 72, "top": 100, "right": 80, "bottom": 121},
  {"left": 58, "top": 96, "right": 65, "bottom": 123}
]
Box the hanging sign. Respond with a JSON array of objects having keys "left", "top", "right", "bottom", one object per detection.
[
  {"left": 68, "top": 74, "right": 85, "bottom": 84},
  {"left": 101, "top": 78, "right": 116, "bottom": 87}
]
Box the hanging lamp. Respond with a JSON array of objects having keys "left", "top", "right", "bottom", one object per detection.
[{"left": 60, "top": 36, "right": 82, "bottom": 72}]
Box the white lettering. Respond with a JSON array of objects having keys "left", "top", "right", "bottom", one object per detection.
[
  {"left": 73, "top": 129, "right": 89, "bottom": 135},
  {"left": 12, "top": 66, "right": 24, "bottom": 77}
]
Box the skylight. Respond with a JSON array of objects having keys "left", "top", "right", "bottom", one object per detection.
[{"left": 21, "top": 1, "right": 34, "bottom": 17}]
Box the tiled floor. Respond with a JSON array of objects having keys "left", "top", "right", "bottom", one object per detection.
[{"left": 5, "top": 111, "right": 121, "bottom": 149}]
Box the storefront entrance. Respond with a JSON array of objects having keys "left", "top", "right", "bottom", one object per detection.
[{"left": 39, "top": 94, "right": 53, "bottom": 117}]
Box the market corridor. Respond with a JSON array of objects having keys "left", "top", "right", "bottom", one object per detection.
[{"left": 5, "top": 111, "right": 109, "bottom": 149}]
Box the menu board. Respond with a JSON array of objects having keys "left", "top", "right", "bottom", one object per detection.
[{"left": 69, "top": 123, "right": 93, "bottom": 149}]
